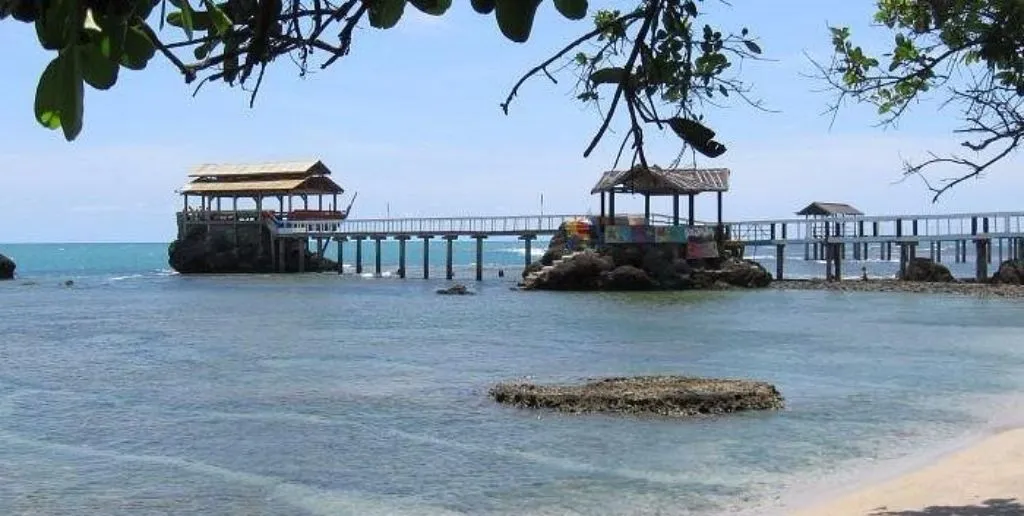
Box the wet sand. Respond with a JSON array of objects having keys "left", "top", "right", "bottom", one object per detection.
[
  {"left": 773, "top": 279, "right": 1024, "bottom": 299},
  {"left": 788, "top": 428, "right": 1024, "bottom": 516}
]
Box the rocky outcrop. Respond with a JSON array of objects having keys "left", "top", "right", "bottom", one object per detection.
[
  {"left": 993, "top": 259, "right": 1024, "bottom": 285},
  {"left": 168, "top": 225, "right": 336, "bottom": 274},
  {"left": 900, "top": 257, "right": 954, "bottom": 282},
  {"left": 522, "top": 249, "right": 769, "bottom": 291},
  {"left": 520, "top": 220, "right": 770, "bottom": 292},
  {"left": 490, "top": 375, "right": 785, "bottom": 418},
  {"left": 0, "top": 253, "right": 14, "bottom": 280},
  {"left": 600, "top": 265, "right": 656, "bottom": 291}
]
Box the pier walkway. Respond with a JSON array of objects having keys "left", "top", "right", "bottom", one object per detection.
[{"left": 208, "top": 210, "right": 1024, "bottom": 282}]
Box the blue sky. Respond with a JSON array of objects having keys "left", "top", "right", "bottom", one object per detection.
[{"left": 1, "top": 1, "right": 1020, "bottom": 242}]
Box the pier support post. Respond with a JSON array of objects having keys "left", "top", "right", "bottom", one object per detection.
[
  {"left": 520, "top": 234, "right": 537, "bottom": 268},
  {"left": 277, "top": 238, "right": 286, "bottom": 273},
  {"left": 444, "top": 235, "right": 457, "bottom": 280},
  {"left": 936, "top": 241, "right": 942, "bottom": 263},
  {"left": 473, "top": 235, "right": 487, "bottom": 281},
  {"left": 397, "top": 236, "right": 409, "bottom": 279},
  {"left": 336, "top": 238, "right": 345, "bottom": 274},
  {"left": 976, "top": 239, "right": 989, "bottom": 281},
  {"left": 775, "top": 244, "right": 785, "bottom": 280},
  {"left": 420, "top": 235, "right": 433, "bottom": 279},
  {"left": 898, "top": 243, "right": 907, "bottom": 279},
  {"left": 373, "top": 236, "right": 383, "bottom": 277},
  {"left": 354, "top": 236, "right": 364, "bottom": 274},
  {"left": 297, "top": 239, "right": 306, "bottom": 273},
  {"left": 833, "top": 243, "right": 843, "bottom": 281}
]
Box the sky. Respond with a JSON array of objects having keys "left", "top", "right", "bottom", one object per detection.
[{"left": 1, "top": 1, "right": 1021, "bottom": 243}]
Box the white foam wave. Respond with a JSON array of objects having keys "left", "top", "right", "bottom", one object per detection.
[
  {"left": 109, "top": 273, "right": 145, "bottom": 282},
  {"left": 500, "top": 247, "right": 545, "bottom": 258}
]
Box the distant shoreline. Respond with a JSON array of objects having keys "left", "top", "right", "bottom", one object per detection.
[{"left": 772, "top": 278, "right": 1024, "bottom": 299}]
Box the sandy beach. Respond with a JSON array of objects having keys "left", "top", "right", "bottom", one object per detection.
[{"left": 788, "top": 428, "right": 1024, "bottom": 516}]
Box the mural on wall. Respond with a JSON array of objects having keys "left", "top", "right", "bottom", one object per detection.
[
  {"left": 685, "top": 225, "right": 718, "bottom": 258},
  {"left": 603, "top": 225, "right": 689, "bottom": 244},
  {"left": 562, "top": 217, "right": 597, "bottom": 251}
]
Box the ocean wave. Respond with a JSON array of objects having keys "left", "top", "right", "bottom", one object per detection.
[{"left": 499, "top": 247, "right": 546, "bottom": 258}]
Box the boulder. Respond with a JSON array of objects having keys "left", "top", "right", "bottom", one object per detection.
[
  {"left": 522, "top": 249, "right": 613, "bottom": 290},
  {"left": 993, "top": 259, "right": 1024, "bottom": 285},
  {"left": 0, "top": 253, "right": 14, "bottom": 280},
  {"left": 718, "top": 258, "right": 772, "bottom": 288},
  {"left": 600, "top": 265, "right": 656, "bottom": 291},
  {"left": 900, "top": 257, "right": 954, "bottom": 283},
  {"left": 490, "top": 375, "right": 785, "bottom": 418},
  {"left": 437, "top": 284, "right": 474, "bottom": 295}
]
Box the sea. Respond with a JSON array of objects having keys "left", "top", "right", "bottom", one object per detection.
[{"left": 1, "top": 239, "right": 1023, "bottom": 515}]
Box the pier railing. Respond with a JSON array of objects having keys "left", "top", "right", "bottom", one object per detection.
[
  {"left": 726, "top": 211, "right": 1024, "bottom": 244},
  {"left": 277, "top": 214, "right": 588, "bottom": 237}
]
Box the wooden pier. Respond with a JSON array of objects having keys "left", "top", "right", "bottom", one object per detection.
[
  {"left": 276, "top": 214, "right": 580, "bottom": 281},
  {"left": 172, "top": 160, "right": 1024, "bottom": 282},
  {"left": 265, "top": 210, "right": 1024, "bottom": 282}
]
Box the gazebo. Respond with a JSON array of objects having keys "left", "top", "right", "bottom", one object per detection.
[
  {"left": 590, "top": 165, "right": 730, "bottom": 243},
  {"left": 796, "top": 202, "right": 863, "bottom": 262},
  {"left": 180, "top": 159, "right": 348, "bottom": 218},
  {"left": 795, "top": 202, "right": 863, "bottom": 218}
]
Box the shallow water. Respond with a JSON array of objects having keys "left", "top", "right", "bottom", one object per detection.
[{"left": 1, "top": 243, "right": 1023, "bottom": 515}]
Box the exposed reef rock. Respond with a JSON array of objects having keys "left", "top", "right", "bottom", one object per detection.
[
  {"left": 489, "top": 375, "right": 785, "bottom": 418},
  {"left": 437, "top": 284, "right": 475, "bottom": 295},
  {"left": 899, "top": 257, "right": 954, "bottom": 283},
  {"left": 168, "top": 225, "right": 336, "bottom": 274},
  {"left": 0, "top": 253, "right": 14, "bottom": 280}
]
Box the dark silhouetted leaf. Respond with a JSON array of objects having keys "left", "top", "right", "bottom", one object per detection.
[
  {"left": 553, "top": 0, "right": 587, "bottom": 20},
  {"left": 409, "top": 0, "right": 451, "bottom": 15},
  {"left": 470, "top": 0, "right": 495, "bottom": 14},
  {"left": 495, "top": 0, "right": 541, "bottom": 43},
  {"left": 367, "top": 0, "right": 405, "bottom": 29}
]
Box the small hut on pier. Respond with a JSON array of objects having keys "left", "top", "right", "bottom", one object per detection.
[
  {"left": 796, "top": 201, "right": 863, "bottom": 261},
  {"left": 589, "top": 166, "right": 730, "bottom": 255}
]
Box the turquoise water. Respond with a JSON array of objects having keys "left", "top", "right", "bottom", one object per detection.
[{"left": 2, "top": 243, "right": 1024, "bottom": 515}]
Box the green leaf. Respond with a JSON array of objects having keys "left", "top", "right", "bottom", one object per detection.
[
  {"left": 203, "top": 0, "right": 232, "bottom": 34},
  {"left": 166, "top": 9, "right": 213, "bottom": 31},
  {"left": 35, "top": 0, "right": 73, "bottom": 50},
  {"left": 34, "top": 49, "right": 84, "bottom": 141},
  {"left": 470, "top": 0, "right": 495, "bottom": 14},
  {"left": 408, "top": 0, "right": 451, "bottom": 15},
  {"left": 120, "top": 25, "right": 155, "bottom": 70},
  {"left": 367, "top": 0, "right": 406, "bottom": 29},
  {"left": 172, "top": 0, "right": 195, "bottom": 39},
  {"left": 79, "top": 42, "right": 119, "bottom": 90},
  {"left": 589, "top": 67, "right": 626, "bottom": 85},
  {"left": 494, "top": 0, "right": 541, "bottom": 43},
  {"left": 553, "top": 0, "right": 586, "bottom": 20},
  {"left": 194, "top": 39, "right": 217, "bottom": 60}
]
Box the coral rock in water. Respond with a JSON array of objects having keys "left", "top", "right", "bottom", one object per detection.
[{"left": 490, "top": 375, "right": 784, "bottom": 418}]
